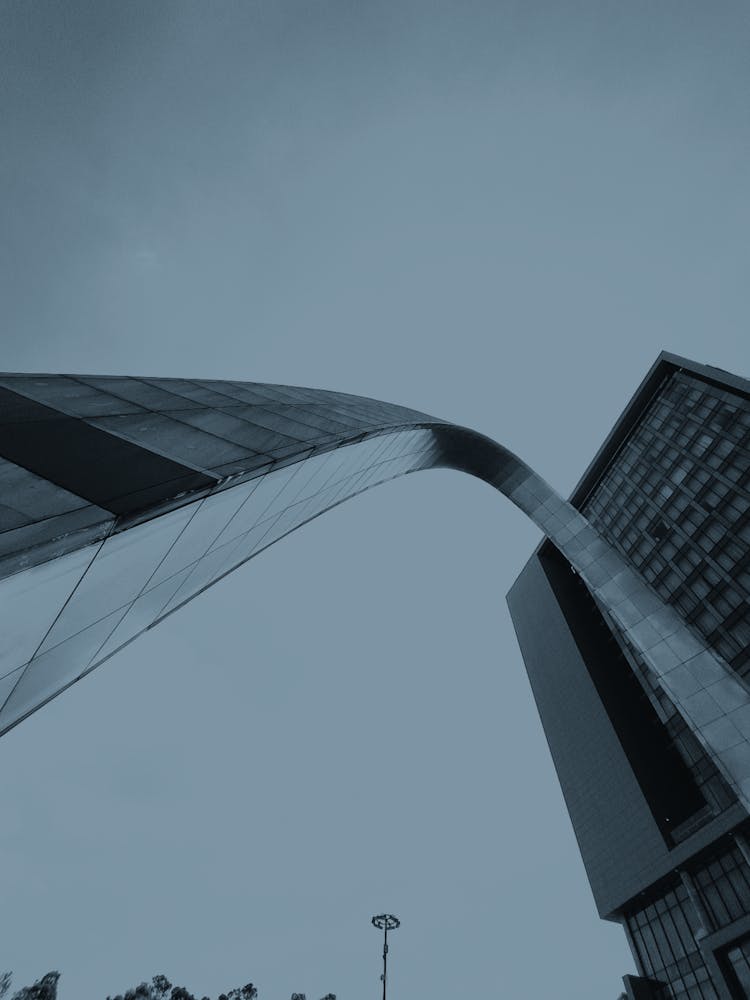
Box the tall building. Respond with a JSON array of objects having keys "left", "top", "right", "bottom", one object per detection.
[
  {"left": 508, "top": 352, "right": 750, "bottom": 999},
  {"left": 1, "top": 359, "right": 750, "bottom": 998}
]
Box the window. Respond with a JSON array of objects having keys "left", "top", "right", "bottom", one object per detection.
[
  {"left": 721, "top": 934, "right": 750, "bottom": 998},
  {"left": 694, "top": 845, "right": 750, "bottom": 929}
]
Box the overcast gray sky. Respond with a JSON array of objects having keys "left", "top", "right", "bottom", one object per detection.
[{"left": 1, "top": 2, "right": 749, "bottom": 997}]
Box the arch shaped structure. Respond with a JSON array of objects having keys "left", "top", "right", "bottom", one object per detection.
[{"left": 1, "top": 373, "right": 750, "bottom": 809}]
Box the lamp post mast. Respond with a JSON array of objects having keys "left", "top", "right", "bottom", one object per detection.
[{"left": 371, "top": 914, "right": 400, "bottom": 1000}]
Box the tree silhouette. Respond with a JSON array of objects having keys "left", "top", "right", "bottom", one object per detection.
[
  {"left": 105, "top": 976, "right": 258, "bottom": 1000},
  {"left": 1, "top": 973, "right": 60, "bottom": 1000},
  {"left": 1, "top": 973, "right": 333, "bottom": 1000}
]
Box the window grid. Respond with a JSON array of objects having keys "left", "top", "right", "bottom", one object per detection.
[
  {"left": 625, "top": 841, "right": 750, "bottom": 998},
  {"left": 583, "top": 372, "right": 750, "bottom": 830},
  {"left": 626, "top": 879, "right": 717, "bottom": 999},
  {"left": 723, "top": 935, "right": 750, "bottom": 998},
  {"left": 693, "top": 846, "right": 750, "bottom": 929},
  {"left": 583, "top": 375, "right": 750, "bottom": 680}
]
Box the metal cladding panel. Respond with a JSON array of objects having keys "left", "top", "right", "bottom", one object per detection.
[
  {"left": 0, "top": 373, "right": 442, "bottom": 575},
  {"left": 507, "top": 552, "right": 667, "bottom": 917}
]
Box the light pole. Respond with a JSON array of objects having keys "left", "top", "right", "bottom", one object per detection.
[{"left": 371, "top": 914, "right": 400, "bottom": 1000}]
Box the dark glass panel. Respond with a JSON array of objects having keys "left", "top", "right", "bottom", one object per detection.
[
  {"left": 0, "top": 456, "right": 93, "bottom": 519},
  {"left": 139, "top": 378, "right": 241, "bottom": 408},
  {"left": 0, "top": 501, "right": 30, "bottom": 531},
  {"left": 174, "top": 403, "right": 303, "bottom": 455},
  {"left": 259, "top": 404, "right": 356, "bottom": 436},
  {"left": 0, "top": 375, "right": 145, "bottom": 417},
  {"left": 167, "top": 409, "right": 282, "bottom": 453},
  {"left": 214, "top": 404, "right": 324, "bottom": 443},
  {"left": 193, "top": 381, "right": 287, "bottom": 406},
  {"left": 0, "top": 387, "right": 215, "bottom": 516},
  {"left": 91, "top": 413, "right": 251, "bottom": 470},
  {"left": 77, "top": 376, "right": 202, "bottom": 411}
]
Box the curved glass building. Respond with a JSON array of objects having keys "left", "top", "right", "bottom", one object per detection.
[{"left": 1, "top": 356, "right": 750, "bottom": 998}]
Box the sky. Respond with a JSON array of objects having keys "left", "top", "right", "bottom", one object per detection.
[{"left": 1, "top": 1, "right": 749, "bottom": 997}]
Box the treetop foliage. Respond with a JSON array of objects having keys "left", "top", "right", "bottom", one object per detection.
[
  {"left": 1, "top": 973, "right": 333, "bottom": 1000},
  {"left": 105, "top": 975, "right": 259, "bottom": 1000},
  {"left": 2, "top": 972, "right": 60, "bottom": 1000}
]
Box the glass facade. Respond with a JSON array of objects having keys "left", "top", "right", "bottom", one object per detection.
[
  {"left": 577, "top": 366, "right": 750, "bottom": 999},
  {"left": 693, "top": 844, "right": 750, "bottom": 928},
  {"left": 582, "top": 371, "right": 750, "bottom": 837},
  {"left": 583, "top": 372, "right": 750, "bottom": 681},
  {"left": 0, "top": 371, "right": 443, "bottom": 736},
  {"left": 626, "top": 878, "right": 715, "bottom": 1000},
  {"left": 625, "top": 838, "right": 750, "bottom": 999}
]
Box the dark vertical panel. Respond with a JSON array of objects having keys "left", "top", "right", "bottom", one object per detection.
[
  {"left": 507, "top": 550, "right": 673, "bottom": 917},
  {"left": 539, "top": 544, "right": 706, "bottom": 839},
  {"left": 0, "top": 387, "right": 215, "bottom": 516}
]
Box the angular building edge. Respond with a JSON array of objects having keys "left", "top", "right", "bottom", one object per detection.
[{"left": 508, "top": 352, "right": 750, "bottom": 998}]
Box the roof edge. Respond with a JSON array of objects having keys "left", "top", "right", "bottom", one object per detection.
[{"left": 568, "top": 351, "right": 750, "bottom": 509}]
